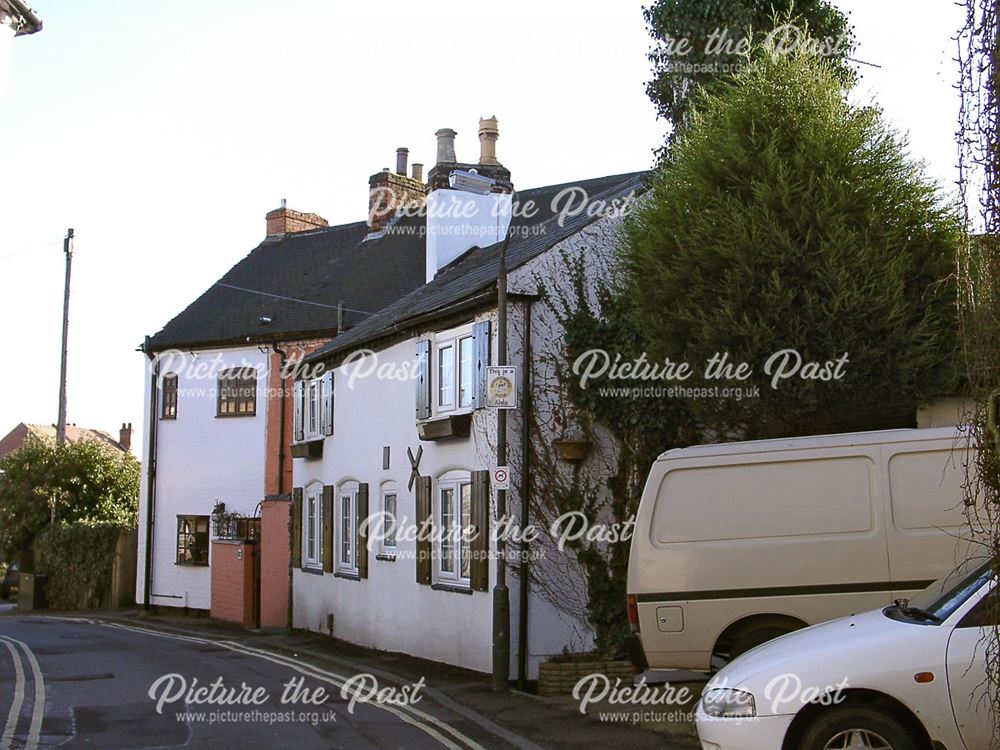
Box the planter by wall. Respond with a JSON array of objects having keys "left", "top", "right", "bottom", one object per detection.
[
  {"left": 551, "top": 439, "right": 592, "bottom": 462},
  {"left": 537, "top": 657, "right": 633, "bottom": 696}
]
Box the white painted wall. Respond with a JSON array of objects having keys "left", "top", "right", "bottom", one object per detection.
[
  {"left": 293, "top": 210, "right": 630, "bottom": 677},
  {"left": 136, "top": 345, "right": 268, "bottom": 611},
  {"left": 425, "top": 188, "right": 512, "bottom": 282}
]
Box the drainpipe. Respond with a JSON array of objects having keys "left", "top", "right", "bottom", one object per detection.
[
  {"left": 142, "top": 336, "right": 159, "bottom": 610},
  {"left": 517, "top": 300, "right": 532, "bottom": 689},
  {"left": 272, "top": 343, "right": 289, "bottom": 495}
]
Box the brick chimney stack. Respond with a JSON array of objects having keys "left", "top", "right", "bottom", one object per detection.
[
  {"left": 119, "top": 422, "right": 132, "bottom": 452},
  {"left": 265, "top": 200, "right": 329, "bottom": 238},
  {"left": 367, "top": 147, "right": 427, "bottom": 236}
]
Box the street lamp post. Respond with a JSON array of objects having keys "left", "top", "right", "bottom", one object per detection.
[{"left": 492, "top": 225, "right": 512, "bottom": 692}]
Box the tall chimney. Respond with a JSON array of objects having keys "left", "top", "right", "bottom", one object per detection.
[
  {"left": 367, "top": 148, "right": 427, "bottom": 236},
  {"left": 412, "top": 163, "right": 424, "bottom": 182},
  {"left": 435, "top": 128, "right": 457, "bottom": 164},
  {"left": 119, "top": 422, "right": 132, "bottom": 452},
  {"left": 478, "top": 116, "right": 500, "bottom": 165}
]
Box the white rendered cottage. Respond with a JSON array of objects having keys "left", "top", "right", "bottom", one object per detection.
[{"left": 290, "top": 135, "right": 645, "bottom": 680}]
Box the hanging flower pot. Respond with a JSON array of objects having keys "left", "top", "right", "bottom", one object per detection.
[{"left": 552, "top": 438, "right": 591, "bottom": 462}]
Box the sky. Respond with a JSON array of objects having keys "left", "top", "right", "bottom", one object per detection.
[{"left": 0, "top": 0, "right": 967, "bottom": 451}]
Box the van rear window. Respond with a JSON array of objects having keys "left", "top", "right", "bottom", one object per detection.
[{"left": 651, "top": 456, "right": 875, "bottom": 544}]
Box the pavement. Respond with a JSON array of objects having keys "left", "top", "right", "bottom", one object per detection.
[{"left": 0, "top": 609, "right": 700, "bottom": 749}]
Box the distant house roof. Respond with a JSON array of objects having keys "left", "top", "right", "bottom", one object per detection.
[
  {"left": 0, "top": 423, "right": 128, "bottom": 462},
  {"left": 304, "top": 171, "right": 647, "bottom": 363}
]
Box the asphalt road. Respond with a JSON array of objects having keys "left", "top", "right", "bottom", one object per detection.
[{"left": 0, "top": 615, "right": 489, "bottom": 750}]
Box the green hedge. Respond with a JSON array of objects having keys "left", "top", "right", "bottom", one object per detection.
[{"left": 35, "top": 523, "right": 125, "bottom": 609}]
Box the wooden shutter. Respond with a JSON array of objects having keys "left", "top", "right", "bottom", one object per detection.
[
  {"left": 322, "top": 371, "right": 334, "bottom": 436},
  {"left": 472, "top": 320, "right": 491, "bottom": 408},
  {"left": 293, "top": 380, "right": 305, "bottom": 442},
  {"left": 415, "top": 339, "right": 431, "bottom": 420},
  {"left": 291, "top": 488, "right": 303, "bottom": 569},
  {"left": 357, "top": 483, "right": 369, "bottom": 579},
  {"left": 322, "top": 485, "right": 334, "bottom": 573},
  {"left": 470, "top": 470, "right": 490, "bottom": 591},
  {"left": 415, "top": 475, "right": 432, "bottom": 584}
]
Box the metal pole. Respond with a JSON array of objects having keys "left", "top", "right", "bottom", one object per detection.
[
  {"left": 56, "top": 228, "right": 74, "bottom": 446},
  {"left": 492, "top": 216, "right": 512, "bottom": 692}
]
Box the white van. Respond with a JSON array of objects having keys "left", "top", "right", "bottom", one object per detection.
[{"left": 626, "top": 427, "right": 973, "bottom": 671}]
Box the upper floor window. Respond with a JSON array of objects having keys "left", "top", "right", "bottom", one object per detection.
[
  {"left": 294, "top": 371, "right": 334, "bottom": 442},
  {"left": 161, "top": 373, "right": 178, "bottom": 420},
  {"left": 176, "top": 515, "right": 209, "bottom": 566},
  {"left": 217, "top": 367, "right": 257, "bottom": 417},
  {"left": 417, "top": 320, "right": 490, "bottom": 420},
  {"left": 436, "top": 331, "right": 475, "bottom": 413}
]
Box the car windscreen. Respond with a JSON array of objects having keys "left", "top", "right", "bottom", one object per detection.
[{"left": 907, "top": 555, "right": 995, "bottom": 621}]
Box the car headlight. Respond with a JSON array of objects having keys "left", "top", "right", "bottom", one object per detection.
[{"left": 701, "top": 687, "right": 756, "bottom": 718}]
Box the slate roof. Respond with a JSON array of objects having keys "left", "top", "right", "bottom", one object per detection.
[
  {"left": 304, "top": 171, "right": 647, "bottom": 363},
  {"left": 146, "top": 170, "right": 647, "bottom": 355},
  {"left": 145, "top": 217, "right": 427, "bottom": 351}
]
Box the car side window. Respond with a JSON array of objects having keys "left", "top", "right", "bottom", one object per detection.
[{"left": 957, "top": 589, "right": 999, "bottom": 628}]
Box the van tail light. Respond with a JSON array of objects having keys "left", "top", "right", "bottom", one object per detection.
[{"left": 627, "top": 594, "right": 639, "bottom": 632}]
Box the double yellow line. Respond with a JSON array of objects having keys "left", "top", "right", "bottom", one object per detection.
[{"left": 0, "top": 634, "right": 45, "bottom": 750}]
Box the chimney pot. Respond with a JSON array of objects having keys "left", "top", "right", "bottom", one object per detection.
[
  {"left": 396, "top": 147, "right": 409, "bottom": 175},
  {"left": 412, "top": 162, "right": 424, "bottom": 182},
  {"left": 119, "top": 422, "right": 133, "bottom": 452},
  {"left": 478, "top": 116, "right": 500, "bottom": 166},
  {"left": 435, "top": 128, "right": 457, "bottom": 164}
]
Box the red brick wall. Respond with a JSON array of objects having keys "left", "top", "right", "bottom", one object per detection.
[
  {"left": 367, "top": 171, "right": 426, "bottom": 233},
  {"left": 210, "top": 541, "right": 256, "bottom": 627},
  {"left": 264, "top": 341, "right": 329, "bottom": 499},
  {"left": 260, "top": 499, "right": 291, "bottom": 629}
]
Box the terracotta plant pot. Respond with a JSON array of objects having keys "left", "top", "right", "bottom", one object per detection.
[{"left": 552, "top": 439, "right": 591, "bottom": 462}]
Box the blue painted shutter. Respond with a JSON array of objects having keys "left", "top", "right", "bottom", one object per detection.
[
  {"left": 293, "top": 380, "right": 305, "bottom": 442},
  {"left": 322, "top": 372, "right": 334, "bottom": 436},
  {"left": 472, "top": 320, "right": 491, "bottom": 408},
  {"left": 416, "top": 339, "right": 431, "bottom": 420}
]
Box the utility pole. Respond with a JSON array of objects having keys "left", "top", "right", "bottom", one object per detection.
[
  {"left": 492, "top": 221, "right": 512, "bottom": 692},
  {"left": 56, "top": 227, "right": 73, "bottom": 446}
]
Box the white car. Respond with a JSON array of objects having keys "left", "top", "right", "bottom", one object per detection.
[{"left": 695, "top": 555, "right": 997, "bottom": 750}]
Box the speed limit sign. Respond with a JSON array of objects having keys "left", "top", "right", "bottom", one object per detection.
[{"left": 492, "top": 466, "right": 510, "bottom": 491}]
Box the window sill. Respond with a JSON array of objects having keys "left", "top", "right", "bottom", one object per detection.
[
  {"left": 431, "top": 582, "right": 473, "bottom": 595},
  {"left": 417, "top": 413, "right": 472, "bottom": 441},
  {"left": 290, "top": 439, "right": 324, "bottom": 459},
  {"left": 215, "top": 413, "right": 257, "bottom": 419},
  {"left": 375, "top": 553, "right": 397, "bottom": 562},
  {"left": 334, "top": 571, "right": 362, "bottom": 582},
  {"left": 174, "top": 562, "right": 209, "bottom": 567},
  {"left": 300, "top": 566, "right": 324, "bottom": 576}
]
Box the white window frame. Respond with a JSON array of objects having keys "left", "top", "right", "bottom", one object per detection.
[
  {"left": 434, "top": 325, "right": 474, "bottom": 415},
  {"left": 435, "top": 473, "right": 472, "bottom": 586},
  {"left": 305, "top": 379, "right": 321, "bottom": 440},
  {"left": 338, "top": 482, "right": 359, "bottom": 574},
  {"left": 303, "top": 483, "right": 323, "bottom": 569},
  {"left": 380, "top": 482, "right": 398, "bottom": 553}
]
